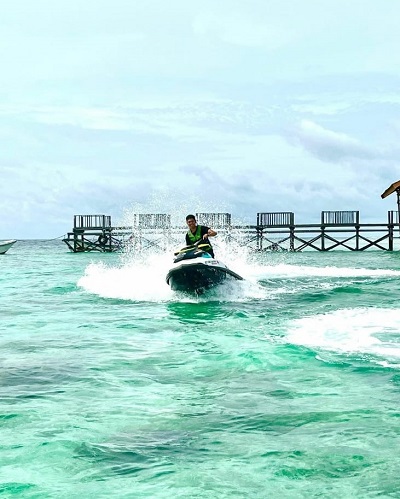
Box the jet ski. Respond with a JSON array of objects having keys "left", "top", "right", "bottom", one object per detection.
[{"left": 165, "top": 241, "right": 244, "bottom": 294}]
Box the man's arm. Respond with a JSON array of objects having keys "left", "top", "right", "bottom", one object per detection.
[{"left": 202, "top": 226, "right": 217, "bottom": 239}]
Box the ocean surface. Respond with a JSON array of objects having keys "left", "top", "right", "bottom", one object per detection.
[{"left": 1, "top": 239, "right": 400, "bottom": 498}]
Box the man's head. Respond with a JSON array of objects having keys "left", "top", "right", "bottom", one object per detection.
[{"left": 186, "top": 214, "right": 196, "bottom": 228}]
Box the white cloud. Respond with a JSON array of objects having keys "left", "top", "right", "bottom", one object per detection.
[{"left": 289, "top": 120, "right": 379, "bottom": 162}]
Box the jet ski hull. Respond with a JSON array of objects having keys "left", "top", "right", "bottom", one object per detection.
[{"left": 166, "top": 258, "right": 243, "bottom": 294}]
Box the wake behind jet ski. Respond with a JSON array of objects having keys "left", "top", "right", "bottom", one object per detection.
[{"left": 165, "top": 241, "right": 244, "bottom": 294}]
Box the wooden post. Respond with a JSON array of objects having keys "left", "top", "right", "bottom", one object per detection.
[
  {"left": 388, "top": 210, "right": 394, "bottom": 251},
  {"left": 289, "top": 225, "right": 295, "bottom": 251}
]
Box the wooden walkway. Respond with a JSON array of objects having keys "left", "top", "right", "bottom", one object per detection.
[{"left": 62, "top": 210, "right": 400, "bottom": 253}]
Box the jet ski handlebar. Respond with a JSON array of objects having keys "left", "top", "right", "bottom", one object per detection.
[{"left": 173, "top": 240, "right": 210, "bottom": 255}]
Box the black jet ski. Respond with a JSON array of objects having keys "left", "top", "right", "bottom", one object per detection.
[{"left": 165, "top": 241, "right": 243, "bottom": 294}]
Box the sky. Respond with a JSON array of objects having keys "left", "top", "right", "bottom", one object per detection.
[{"left": 1, "top": 0, "right": 400, "bottom": 238}]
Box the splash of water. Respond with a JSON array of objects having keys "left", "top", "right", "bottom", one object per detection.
[
  {"left": 285, "top": 308, "right": 400, "bottom": 367},
  {"left": 77, "top": 235, "right": 265, "bottom": 302}
]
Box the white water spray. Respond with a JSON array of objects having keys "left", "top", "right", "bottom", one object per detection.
[{"left": 285, "top": 308, "right": 400, "bottom": 367}]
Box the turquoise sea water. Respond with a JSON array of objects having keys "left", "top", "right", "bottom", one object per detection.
[{"left": 1, "top": 239, "right": 400, "bottom": 498}]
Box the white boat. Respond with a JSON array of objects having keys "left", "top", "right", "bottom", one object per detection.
[
  {"left": 166, "top": 242, "right": 243, "bottom": 294},
  {"left": 0, "top": 239, "right": 17, "bottom": 254}
]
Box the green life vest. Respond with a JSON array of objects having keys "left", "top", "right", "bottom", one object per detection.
[{"left": 187, "top": 225, "right": 202, "bottom": 244}]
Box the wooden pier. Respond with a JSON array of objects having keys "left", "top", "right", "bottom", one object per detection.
[{"left": 62, "top": 210, "right": 400, "bottom": 253}]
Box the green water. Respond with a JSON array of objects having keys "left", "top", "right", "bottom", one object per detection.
[{"left": 1, "top": 240, "right": 400, "bottom": 498}]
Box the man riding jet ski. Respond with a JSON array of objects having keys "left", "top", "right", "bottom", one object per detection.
[
  {"left": 165, "top": 215, "right": 243, "bottom": 294},
  {"left": 185, "top": 214, "right": 217, "bottom": 256}
]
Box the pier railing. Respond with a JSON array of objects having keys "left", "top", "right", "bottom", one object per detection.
[
  {"left": 257, "top": 212, "right": 295, "bottom": 227},
  {"left": 196, "top": 213, "right": 232, "bottom": 228},
  {"left": 74, "top": 215, "right": 111, "bottom": 229},
  {"left": 321, "top": 210, "right": 359, "bottom": 225},
  {"left": 130, "top": 213, "right": 171, "bottom": 228}
]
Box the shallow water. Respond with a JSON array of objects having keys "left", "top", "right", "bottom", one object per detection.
[{"left": 1, "top": 240, "right": 400, "bottom": 497}]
